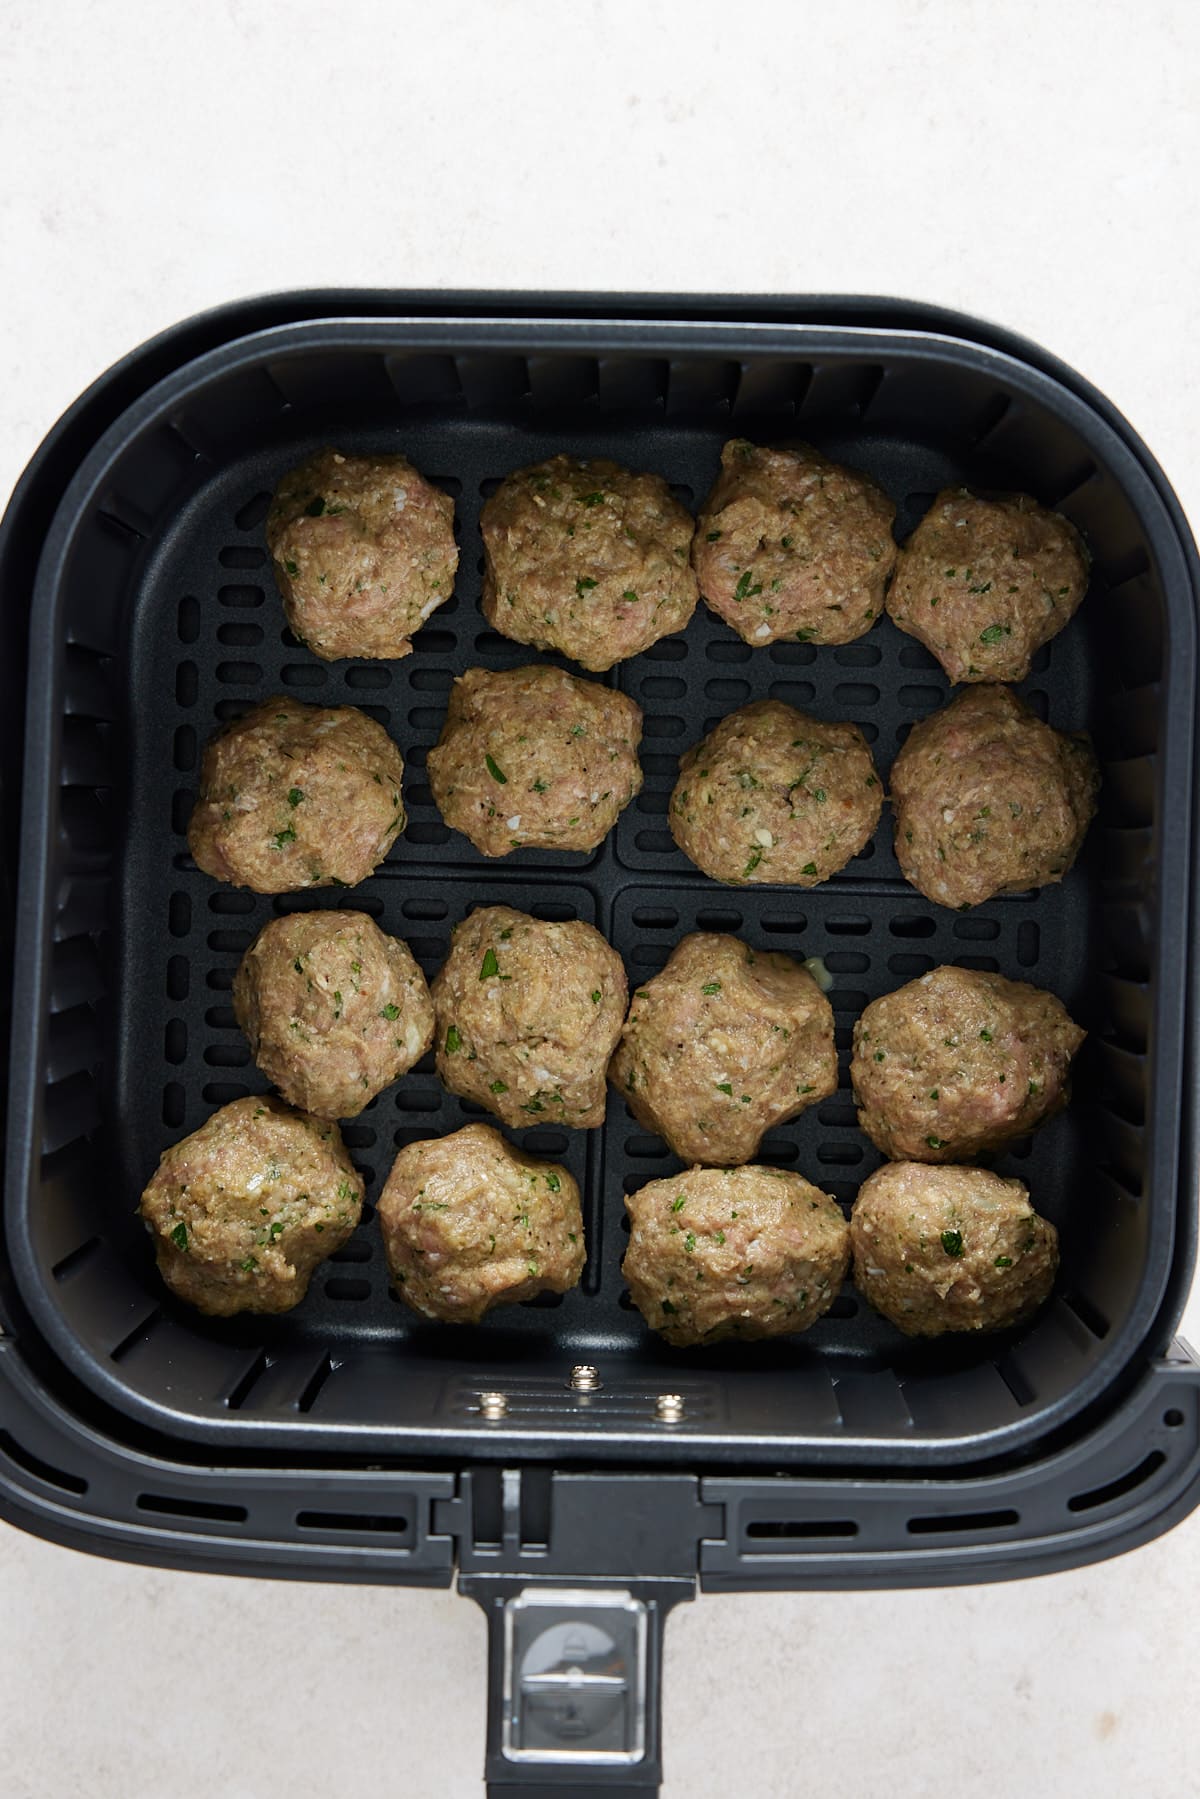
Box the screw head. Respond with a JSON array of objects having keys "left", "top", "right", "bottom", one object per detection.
[
  {"left": 478, "top": 1391, "right": 508, "bottom": 1420},
  {"left": 568, "top": 1364, "right": 601, "bottom": 1392},
  {"left": 656, "top": 1392, "right": 685, "bottom": 1423}
]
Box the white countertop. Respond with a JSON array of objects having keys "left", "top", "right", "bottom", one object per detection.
[{"left": 2, "top": 3, "right": 1197, "bottom": 1792}]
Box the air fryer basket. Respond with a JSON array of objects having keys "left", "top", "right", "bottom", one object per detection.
[
  {"left": 6, "top": 311, "right": 1196, "bottom": 1465},
  {"left": 3, "top": 295, "right": 1199, "bottom": 1795}
]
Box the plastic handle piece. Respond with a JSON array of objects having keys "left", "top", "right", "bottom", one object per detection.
[{"left": 464, "top": 1578, "right": 693, "bottom": 1797}]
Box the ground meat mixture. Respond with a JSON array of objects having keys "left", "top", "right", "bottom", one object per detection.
[
  {"left": 889, "top": 684, "right": 1099, "bottom": 909},
  {"left": 852, "top": 965, "right": 1085, "bottom": 1162},
  {"left": 692, "top": 438, "right": 897, "bottom": 646},
  {"left": 431, "top": 905, "right": 626, "bottom": 1130},
  {"left": 623, "top": 1164, "right": 850, "bottom": 1346},
  {"left": 187, "top": 697, "right": 407, "bottom": 893},
  {"left": 266, "top": 448, "right": 458, "bottom": 661},
  {"left": 232, "top": 910, "right": 435, "bottom": 1119},
  {"left": 480, "top": 454, "right": 698, "bottom": 670},
  {"left": 609, "top": 933, "right": 837, "bottom": 1165},
  {"left": 850, "top": 1161, "right": 1059, "bottom": 1336},
  {"left": 887, "top": 488, "right": 1089, "bottom": 683},
  {"left": 670, "top": 699, "right": 882, "bottom": 886},
  {"left": 138, "top": 1095, "right": 363, "bottom": 1316},
  {"left": 378, "top": 1123, "right": 585, "bottom": 1323},
  {"left": 427, "top": 663, "right": 643, "bottom": 856}
]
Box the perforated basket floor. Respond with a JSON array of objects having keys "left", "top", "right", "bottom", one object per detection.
[{"left": 9, "top": 319, "right": 1195, "bottom": 1463}]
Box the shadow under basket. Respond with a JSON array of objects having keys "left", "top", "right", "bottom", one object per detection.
[{"left": 5, "top": 300, "right": 1199, "bottom": 1481}]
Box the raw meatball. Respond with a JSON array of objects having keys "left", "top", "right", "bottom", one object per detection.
[
  {"left": 432, "top": 905, "right": 626, "bottom": 1129},
  {"left": 610, "top": 934, "right": 837, "bottom": 1165},
  {"left": 852, "top": 966, "right": 1085, "bottom": 1162},
  {"left": 187, "top": 697, "right": 406, "bottom": 894},
  {"left": 378, "top": 1123, "right": 584, "bottom": 1323},
  {"left": 427, "top": 664, "right": 643, "bottom": 856},
  {"left": 693, "top": 438, "right": 897, "bottom": 647},
  {"left": 670, "top": 699, "right": 882, "bottom": 886},
  {"left": 850, "top": 1161, "right": 1058, "bottom": 1336},
  {"left": 887, "top": 488, "right": 1089, "bottom": 684},
  {"left": 138, "top": 1095, "right": 362, "bottom": 1317},
  {"left": 232, "top": 911, "right": 435, "bottom": 1120},
  {"left": 266, "top": 448, "right": 457, "bottom": 661},
  {"left": 890, "top": 685, "right": 1099, "bottom": 909},
  {"left": 623, "top": 1165, "right": 850, "bottom": 1346},
  {"left": 480, "top": 454, "right": 698, "bottom": 671}
]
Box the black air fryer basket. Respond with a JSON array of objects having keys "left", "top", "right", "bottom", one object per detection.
[{"left": 3, "top": 293, "right": 1199, "bottom": 1795}]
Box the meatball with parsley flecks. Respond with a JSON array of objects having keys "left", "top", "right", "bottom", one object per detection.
[
  {"left": 480, "top": 454, "right": 698, "bottom": 671},
  {"left": 232, "top": 911, "right": 434, "bottom": 1120},
  {"left": 623, "top": 1164, "right": 850, "bottom": 1347},
  {"left": 669, "top": 698, "right": 882, "bottom": 886},
  {"left": 609, "top": 933, "right": 837, "bottom": 1166},
  {"left": 886, "top": 487, "right": 1089, "bottom": 684},
  {"left": 890, "top": 684, "right": 1099, "bottom": 910},
  {"left": 379, "top": 1123, "right": 585, "bottom": 1323},
  {"left": 693, "top": 438, "right": 897, "bottom": 647},
  {"left": 266, "top": 448, "right": 457, "bottom": 661},
  {"left": 138, "top": 1095, "right": 363, "bottom": 1317},
  {"left": 427, "top": 663, "right": 643, "bottom": 856},
  {"left": 432, "top": 905, "right": 626, "bottom": 1130},
  {"left": 850, "top": 1161, "right": 1058, "bottom": 1336},
  {"left": 187, "top": 697, "right": 406, "bottom": 894},
  {"left": 851, "top": 965, "right": 1084, "bottom": 1163}
]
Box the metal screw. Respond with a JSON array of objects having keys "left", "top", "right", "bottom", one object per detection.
[
  {"left": 478, "top": 1391, "right": 508, "bottom": 1420},
  {"left": 568, "top": 1364, "right": 602, "bottom": 1392},
  {"left": 656, "top": 1392, "right": 685, "bottom": 1423}
]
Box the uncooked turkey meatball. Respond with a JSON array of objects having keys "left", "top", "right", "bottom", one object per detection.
[
  {"left": 480, "top": 455, "right": 698, "bottom": 671},
  {"left": 432, "top": 905, "right": 626, "bottom": 1129},
  {"left": 232, "top": 911, "right": 434, "bottom": 1119},
  {"left": 378, "top": 1123, "right": 585, "bottom": 1323},
  {"left": 138, "top": 1095, "right": 363, "bottom": 1317},
  {"left": 187, "top": 697, "right": 406, "bottom": 893},
  {"left": 623, "top": 1165, "right": 850, "bottom": 1346},
  {"left": 266, "top": 448, "right": 458, "bottom": 661},
  {"left": 886, "top": 488, "right": 1089, "bottom": 684},
  {"left": 850, "top": 1161, "right": 1058, "bottom": 1336},
  {"left": 427, "top": 663, "right": 643, "bottom": 856},
  {"left": 890, "top": 684, "right": 1099, "bottom": 909},
  {"left": 610, "top": 934, "right": 837, "bottom": 1165},
  {"left": 670, "top": 699, "right": 882, "bottom": 886},
  {"left": 693, "top": 438, "right": 897, "bottom": 647},
  {"left": 851, "top": 965, "right": 1084, "bottom": 1162}
]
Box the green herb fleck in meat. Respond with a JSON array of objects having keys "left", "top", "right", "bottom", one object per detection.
[
  {"left": 485, "top": 754, "right": 507, "bottom": 785},
  {"left": 940, "top": 1229, "right": 964, "bottom": 1256},
  {"left": 445, "top": 1024, "right": 462, "bottom": 1053},
  {"left": 480, "top": 948, "right": 500, "bottom": 980},
  {"left": 170, "top": 1222, "right": 188, "bottom": 1252},
  {"left": 380, "top": 1002, "right": 400, "bottom": 1021}
]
